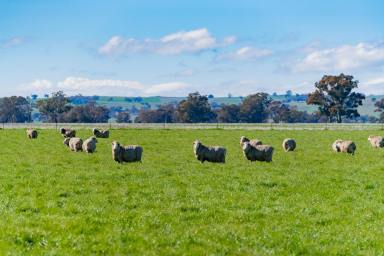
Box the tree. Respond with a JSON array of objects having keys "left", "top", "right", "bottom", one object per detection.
[
  {"left": 306, "top": 74, "right": 365, "bottom": 123},
  {"left": 374, "top": 98, "right": 384, "bottom": 122},
  {"left": 0, "top": 96, "right": 31, "bottom": 123},
  {"left": 116, "top": 111, "right": 131, "bottom": 123},
  {"left": 174, "top": 92, "right": 216, "bottom": 123},
  {"left": 37, "top": 91, "right": 71, "bottom": 123},
  {"left": 59, "top": 102, "right": 109, "bottom": 123},
  {"left": 136, "top": 104, "right": 175, "bottom": 123},
  {"left": 217, "top": 104, "right": 241, "bottom": 123},
  {"left": 268, "top": 101, "right": 290, "bottom": 123},
  {"left": 239, "top": 93, "right": 271, "bottom": 123}
]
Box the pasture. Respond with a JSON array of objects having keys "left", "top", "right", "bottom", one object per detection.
[{"left": 1, "top": 128, "right": 384, "bottom": 254}]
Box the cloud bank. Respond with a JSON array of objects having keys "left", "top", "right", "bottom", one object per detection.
[
  {"left": 98, "top": 28, "right": 236, "bottom": 56},
  {"left": 19, "top": 77, "right": 190, "bottom": 97}
]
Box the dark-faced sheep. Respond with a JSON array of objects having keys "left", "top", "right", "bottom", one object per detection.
[
  {"left": 332, "top": 139, "right": 356, "bottom": 155},
  {"left": 60, "top": 127, "right": 76, "bottom": 138},
  {"left": 93, "top": 128, "right": 109, "bottom": 138},
  {"left": 242, "top": 142, "right": 274, "bottom": 162},
  {"left": 63, "top": 137, "right": 83, "bottom": 152},
  {"left": 193, "top": 140, "right": 226, "bottom": 163},
  {"left": 282, "top": 138, "right": 296, "bottom": 152},
  {"left": 368, "top": 135, "right": 384, "bottom": 148},
  {"left": 26, "top": 128, "right": 38, "bottom": 139},
  {"left": 240, "top": 136, "right": 262, "bottom": 147},
  {"left": 112, "top": 141, "right": 143, "bottom": 163},
  {"left": 82, "top": 136, "right": 97, "bottom": 153}
]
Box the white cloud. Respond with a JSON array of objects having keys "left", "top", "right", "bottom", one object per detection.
[
  {"left": 144, "top": 82, "right": 188, "bottom": 95},
  {"left": 98, "top": 28, "right": 235, "bottom": 56},
  {"left": 19, "top": 77, "right": 189, "bottom": 96},
  {"left": 1, "top": 36, "right": 26, "bottom": 48},
  {"left": 28, "top": 79, "right": 53, "bottom": 90},
  {"left": 292, "top": 42, "right": 384, "bottom": 72},
  {"left": 219, "top": 46, "right": 273, "bottom": 61},
  {"left": 223, "top": 36, "right": 237, "bottom": 45},
  {"left": 365, "top": 77, "right": 384, "bottom": 86},
  {"left": 57, "top": 77, "right": 144, "bottom": 90}
]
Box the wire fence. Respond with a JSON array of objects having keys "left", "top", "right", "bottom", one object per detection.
[{"left": 3, "top": 122, "right": 384, "bottom": 130}]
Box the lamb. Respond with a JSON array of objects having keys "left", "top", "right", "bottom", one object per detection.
[
  {"left": 193, "top": 140, "right": 226, "bottom": 163},
  {"left": 93, "top": 128, "right": 109, "bottom": 138},
  {"left": 368, "top": 135, "right": 384, "bottom": 148},
  {"left": 282, "top": 138, "right": 296, "bottom": 152},
  {"left": 112, "top": 141, "right": 143, "bottom": 163},
  {"left": 82, "top": 136, "right": 98, "bottom": 153},
  {"left": 240, "top": 136, "right": 262, "bottom": 147},
  {"left": 242, "top": 142, "right": 274, "bottom": 162},
  {"left": 26, "top": 128, "right": 38, "bottom": 139},
  {"left": 63, "top": 137, "right": 83, "bottom": 152},
  {"left": 332, "top": 139, "right": 356, "bottom": 155},
  {"left": 60, "top": 127, "right": 76, "bottom": 138}
]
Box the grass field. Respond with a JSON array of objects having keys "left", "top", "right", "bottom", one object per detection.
[{"left": 1, "top": 128, "right": 384, "bottom": 254}]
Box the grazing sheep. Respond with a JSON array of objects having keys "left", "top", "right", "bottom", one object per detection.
[
  {"left": 242, "top": 142, "right": 274, "bottom": 162},
  {"left": 64, "top": 137, "right": 83, "bottom": 152},
  {"left": 82, "top": 136, "right": 98, "bottom": 153},
  {"left": 332, "top": 139, "right": 356, "bottom": 155},
  {"left": 60, "top": 127, "right": 76, "bottom": 138},
  {"left": 93, "top": 128, "right": 109, "bottom": 138},
  {"left": 193, "top": 140, "right": 226, "bottom": 163},
  {"left": 282, "top": 138, "right": 296, "bottom": 152},
  {"left": 368, "top": 135, "right": 384, "bottom": 148},
  {"left": 240, "top": 136, "right": 262, "bottom": 147},
  {"left": 112, "top": 141, "right": 143, "bottom": 163},
  {"left": 26, "top": 128, "right": 38, "bottom": 139},
  {"left": 63, "top": 138, "right": 70, "bottom": 147}
]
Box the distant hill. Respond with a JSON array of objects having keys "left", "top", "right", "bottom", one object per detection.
[
  {"left": 32, "top": 94, "right": 383, "bottom": 119},
  {"left": 82, "top": 94, "right": 382, "bottom": 117}
]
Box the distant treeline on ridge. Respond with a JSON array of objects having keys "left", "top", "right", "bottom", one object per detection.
[{"left": 2, "top": 74, "right": 384, "bottom": 124}]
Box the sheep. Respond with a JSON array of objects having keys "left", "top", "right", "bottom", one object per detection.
[
  {"left": 368, "top": 135, "right": 384, "bottom": 148},
  {"left": 63, "top": 138, "right": 70, "bottom": 147},
  {"left": 93, "top": 128, "right": 110, "bottom": 138},
  {"left": 82, "top": 136, "right": 98, "bottom": 153},
  {"left": 26, "top": 128, "right": 38, "bottom": 139},
  {"left": 240, "top": 136, "right": 262, "bottom": 147},
  {"left": 60, "top": 127, "right": 76, "bottom": 138},
  {"left": 282, "top": 138, "right": 296, "bottom": 152},
  {"left": 112, "top": 141, "right": 143, "bottom": 163},
  {"left": 63, "top": 137, "right": 83, "bottom": 152},
  {"left": 193, "top": 140, "right": 226, "bottom": 163},
  {"left": 242, "top": 142, "right": 274, "bottom": 162},
  {"left": 332, "top": 139, "right": 356, "bottom": 155}
]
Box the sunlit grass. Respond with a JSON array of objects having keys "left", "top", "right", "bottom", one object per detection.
[{"left": 0, "top": 128, "right": 383, "bottom": 254}]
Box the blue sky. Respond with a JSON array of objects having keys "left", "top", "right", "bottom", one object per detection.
[{"left": 1, "top": 0, "right": 384, "bottom": 97}]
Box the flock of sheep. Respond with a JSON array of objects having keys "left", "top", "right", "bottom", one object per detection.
[
  {"left": 193, "top": 136, "right": 295, "bottom": 163},
  {"left": 193, "top": 135, "right": 384, "bottom": 163},
  {"left": 26, "top": 127, "right": 143, "bottom": 163},
  {"left": 25, "top": 128, "right": 384, "bottom": 164}
]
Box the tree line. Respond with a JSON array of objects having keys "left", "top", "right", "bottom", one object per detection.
[{"left": 1, "top": 74, "right": 383, "bottom": 123}]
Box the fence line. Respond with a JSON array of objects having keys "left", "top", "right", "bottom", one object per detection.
[{"left": 2, "top": 122, "right": 384, "bottom": 130}]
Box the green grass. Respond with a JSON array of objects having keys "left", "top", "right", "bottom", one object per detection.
[{"left": 1, "top": 128, "right": 384, "bottom": 254}]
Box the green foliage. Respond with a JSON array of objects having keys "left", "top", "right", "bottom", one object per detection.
[
  {"left": 307, "top": 74, "right": 365, "bottom": 123},
  {"left": 115, "top": 111, "right": 131, "bottom": 123},
  {"left": 59, "top": 102, "right": 109, "bottom": 123},
  {"left": 37, "top": 91, "right": 71, "bottom": 123},
  {"left": 174, "top": 92, "right": 216, "bottom": 123},
  {"left": 1, "top": 129, "right": 384, "bottom": 254},
  {"left": 240, "top": 93, "right": 271, "bottom": 122},
  {"left": 217, "top": 104, "right": 241, "bottom": 123},
  {"left": 135, "top": 104, "right": 175, "bottom": 123},
  {"left": 0, "top": 96, "right": 31, "bottom": 123}
]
